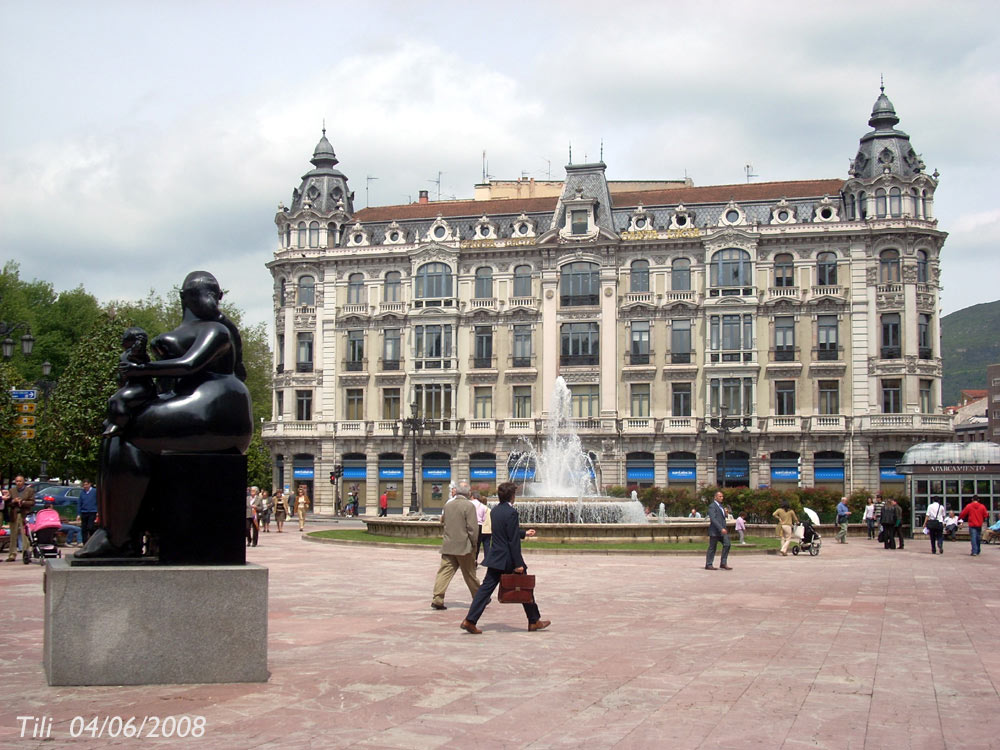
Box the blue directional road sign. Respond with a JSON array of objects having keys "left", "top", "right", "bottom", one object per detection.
[{"left": 11, "top": 389, "right": 38, "bottom": 400}]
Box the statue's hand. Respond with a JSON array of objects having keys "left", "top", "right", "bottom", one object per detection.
[{"left": 119, "top": 360, "right": 139, "bottom": 379}]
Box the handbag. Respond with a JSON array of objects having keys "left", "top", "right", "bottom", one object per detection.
[
  {"left": 499, "top": 573, "right": 535, "bottom": 604},
  {"left": 877, "top": 529, "right": 886, "bottom": 543}
]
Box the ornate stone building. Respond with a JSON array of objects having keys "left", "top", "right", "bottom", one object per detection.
[{"left": 263, "top": 88, "right": 952, "bottom": 514}]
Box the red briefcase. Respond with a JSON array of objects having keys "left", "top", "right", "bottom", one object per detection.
[{"left": 499, "top": 573, "right": 535, "bottom": 604}]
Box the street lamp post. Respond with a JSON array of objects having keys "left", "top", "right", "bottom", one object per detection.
[
  {"left": 709, "top": 403, "right": 751, "bottom": 489},
  {"left": 402, "top": 401, "right": 427, "bottom": 514},
  {"left": 0, "top": 321, "right": 34, "bottom": 361}
]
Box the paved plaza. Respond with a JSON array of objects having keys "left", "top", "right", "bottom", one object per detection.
[{"left": 2, "top": 523, "right": 999, "bottom": 749}]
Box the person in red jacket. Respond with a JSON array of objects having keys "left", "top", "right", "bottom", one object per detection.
[{"left": 959, "top": 495, "right": 989, "bottom": 556}]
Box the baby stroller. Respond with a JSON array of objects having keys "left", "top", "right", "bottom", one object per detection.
[
  {"left": 790, "top": 512, "right": 822, "bottom": 556},
  {"left": 24, "top": 507, "right": 63, "bottom": 565}
]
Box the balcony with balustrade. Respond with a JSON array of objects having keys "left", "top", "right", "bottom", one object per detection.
[
  {"left": 507, "top": 296, "right": 539, "bottom": 310},
  {"left": 761, "top": 415, "right": 802, "bottom": 432},
  {"left": 811, "top": 415, "right": 847, "bottom": 431},
  {"left": 661, "top": 416, "right": 698, "bottom": 434},
  {"left": 766, "top": 286, "right": 802, "bottom": 301},
  {"left": 860, "top": 413, "right": 954, "bottom": 433},
  {"left": 469, "top": 298, "right": 498, "bottom": 311},
  {"left": 341, "top": 303, "right": 371, "bottom": 317}
]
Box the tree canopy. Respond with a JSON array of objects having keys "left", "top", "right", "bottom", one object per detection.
[{"left": 1, "top": 266, "right": 272, "bottom": 486}]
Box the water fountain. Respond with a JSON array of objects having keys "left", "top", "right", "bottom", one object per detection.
[
  {"left": 364, "top": 377, "right": 716, "bottom": 542},
  {"left": 508, "top": 377, "right": 646, "bottom": 525}
]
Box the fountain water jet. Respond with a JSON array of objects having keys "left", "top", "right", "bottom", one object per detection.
[{"left": 507, "top": 377, "right": 646, "bottom": 524}]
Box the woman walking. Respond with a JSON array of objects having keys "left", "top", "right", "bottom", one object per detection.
[
  {"left": 259, "top": 489, "right": 273, "bottom": 532},
  {"left": 294, "top": 485, "right": 309, "bottom": 532},
  {"left": 772, "top": 501, "right": 798, "bottom": 557},
  {"left": 924, "top": 497, "right": 945, "bottom": 554},
  {"left": 273, "top": 490, "right": 290, "bottom": 532},
  {"left": 863, "top": 497, "right": 876, "bottom": 540}
]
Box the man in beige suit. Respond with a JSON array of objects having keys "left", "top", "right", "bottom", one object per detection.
[{"left": 430, "top": 481, "right": 480, "bottom": 610}]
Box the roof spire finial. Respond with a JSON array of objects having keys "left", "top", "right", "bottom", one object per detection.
[
  {"left": 568, "top": 141, "right": 572, "bottom": 165},
  {"left": 600, "top": 139, "right": 604, "bottom": 161},
  {"left": 322, "top": 118, "right": 326, "bottom": 137},
  {"left": 880, "top": 74, "right": 884, "bottom": 94}
]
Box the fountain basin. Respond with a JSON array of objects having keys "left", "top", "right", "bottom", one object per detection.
[{"left": 363, "top": 517, "right": 727, "bottom": 543}]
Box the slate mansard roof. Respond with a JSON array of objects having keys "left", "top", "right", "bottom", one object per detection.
[{"left": 342, "top": 178, "right": 846, "bottom": 245}]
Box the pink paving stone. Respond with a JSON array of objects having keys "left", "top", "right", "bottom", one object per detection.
[{"left": 1, "top": 525, "right": 998, "bottom": 749}]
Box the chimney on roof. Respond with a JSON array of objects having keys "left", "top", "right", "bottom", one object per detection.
[{"left": 418, "top": 190, "right": 429, "bottom": 204}]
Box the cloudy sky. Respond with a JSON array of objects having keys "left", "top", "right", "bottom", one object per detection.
[{"left": 2, "top": 1, "right": 998, "bottom": 328}]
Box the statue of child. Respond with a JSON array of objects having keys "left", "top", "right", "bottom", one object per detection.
[{"left": 104, "top": 326, "right": 156, "bottom": 436}]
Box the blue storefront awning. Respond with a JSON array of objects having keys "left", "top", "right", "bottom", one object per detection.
[
  {"left": 717, "top": 467, "right": 749, "bottom": 480},
  {"left": 880, "top": 467, "right": 905, "bottom": 482},
  {"left": 815, "top": 467, "right": 845, "bottom": 481},
  {"left": 422, "top": 467, "right": 451, "bottom": 480},
  {"left": 343, "top": 467, "right": 367, "bottom": 479},
  {"left": 626, "top": 467, "right": 655, "bottom": 481},
  {"left": 510, "top": 467, "right": 535, "bottom": 481},
  {"left": 771, "top": 467, "right": 800, "bottom": 481},
  {"left": 470, "top": 466, "right": 497, "bottom": 480},
  {"left": 293, "top": 468, "right": 314, "bottom": 479},
  {"left": 379, "top": 466, "right": 404, "bottom": 479},
  {"left": 668, "top": 467, "right": 696, "bottom": 481}
]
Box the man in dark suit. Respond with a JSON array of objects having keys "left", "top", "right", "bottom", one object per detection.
[
  {"left": 430, "top": 482, "right": 480, "bottom": 610},
  {"left": 461, "top": 482, "right": 550, "bottom": 634},
  {"left": 880, "top": 498, "right": 898, "bottom": 549},
  {"left": 705, "top": 490, "right": 732, "bottom": 570}
]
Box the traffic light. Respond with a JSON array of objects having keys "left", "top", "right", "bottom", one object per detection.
[
  {"left": 331, "top": 464, "right": 343, "bottom": 483},
  {"left": 330, "top": 471, "right": 336, "bottom": 484}
]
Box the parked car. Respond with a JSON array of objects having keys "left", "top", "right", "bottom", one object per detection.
[{"left": 34, "top": 486, "right": 82, "bottom": 512}]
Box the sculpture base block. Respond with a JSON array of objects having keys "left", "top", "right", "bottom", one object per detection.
[
  {"left": 43, "top": 559, "right": 268, "bottom": 685},
  {"left": 153, "top": 453, "right": 247, "bottom": 565}
]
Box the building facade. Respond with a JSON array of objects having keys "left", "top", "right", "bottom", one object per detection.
[{"left": 264, "top": 89, "right": 953, "bottom": 514}]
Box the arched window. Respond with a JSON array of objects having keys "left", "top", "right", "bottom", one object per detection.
[
  {"left": 879, "top": 250, "right": 900, "bottom": 283},
  {"left": 513, "top": 265, "right": 532, "bottom": 297},
  {"left": 875, "top": 189, "right": 887, "bottom": 218},
  {"left": 630, "top": 260, "right": 649, "bottom": 292},
  {"left": 560, "top": 261, "right": 600, "bottom": 306},
  {"left": 916, "top": 250, "right": 929, "bottom": 283},
  {"left": 384, "top": 271, "right": 401, "bottom": 302},
  {"left": 297, "top": 276, "right": 315, "bottom": 306},
  {"left": 327, "top": 222, "right": 338, "bottom": 247},
  {"left": 910, "top": 188, "right": 921, "bottom": 218},
  {"left": 671, "top": 258, "right": 691, "bottom": 291},
  {"left": 922, "top": 190, "right": 930, "bottom": 218},
  {"left": 847, "top": 194, "right": 856, "bottom": 220},
  {"left": 415, "top": 262, "right": 453, "bottom": 306},
  {"left": 816, "top": 252, "right": 837, "bottom": 286},
  {"left": 773, "top": 253, "right": 794, "bottom": 288},
  {"left": 308, "top": 221, "right": 320, "bottom": 247},
  {"left": 347, "top": 273, "right": 364, "bottom": 304},
  {"left": 857, "top": 191, "right": 867, "bottom": 219},
  {"left": 889, "top": 187, "right": 901, "bottom": 217},
  {"left": 710, "top": 248, "right": 751, "bottom": 288},
  {"left": 297, "top": 222, "right": 307, "bottom": 247},
  {"left": 474, "top": 267, "right": 493, "bottom": 299}
]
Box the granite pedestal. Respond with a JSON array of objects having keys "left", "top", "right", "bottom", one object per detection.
[{"left": 43, "top": 559, "right": 268, "bottom": 685}]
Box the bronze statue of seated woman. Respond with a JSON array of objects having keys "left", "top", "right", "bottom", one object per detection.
[{"left": 78, "top": 271, "right": 253, "bottom": 559}]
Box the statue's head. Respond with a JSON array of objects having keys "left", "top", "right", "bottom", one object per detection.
[
  {"left": 122, "top": 326, "right": 148, "bottom": 350},
  {"left": 180, "top": 271, "right": 223, "bottom": 320}
]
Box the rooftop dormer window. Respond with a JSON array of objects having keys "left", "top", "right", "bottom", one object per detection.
[{"left": 571, "top": 209, "right": 589, "bottom": 234}]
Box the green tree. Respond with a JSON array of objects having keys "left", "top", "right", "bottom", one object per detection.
[{"left": 36, "top": 314, "right": 126, "bottom": 479}]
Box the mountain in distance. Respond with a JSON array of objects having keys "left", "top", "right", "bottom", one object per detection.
[{"left": 941, "top": 299, "right": 1000, "bottom": 407}]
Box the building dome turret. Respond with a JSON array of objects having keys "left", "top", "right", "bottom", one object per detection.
[
  {"left": 848, "top": 86, "right": 926, "bottom": 180},
  {"left": 868, "top": 87, "right": 900, "bottom": 130},
  {"left": 311, "top": 129, "right": 339, "bottom": 168},
  {"left": 288, "top": 127, "right": 354, "bottom": 217}
]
